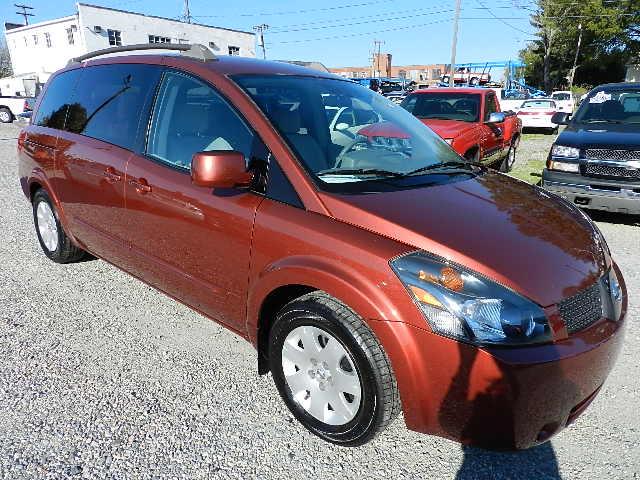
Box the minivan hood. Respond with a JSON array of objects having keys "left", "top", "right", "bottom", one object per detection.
[
  {"left": 557, "top": 122, "right": 640, "bottom": 150},
  {"left": 319, "top": 173, "right": 607, "bottom": 307},
  {"left": 419, "top": 119, "right": 474, "bottom": 139}
]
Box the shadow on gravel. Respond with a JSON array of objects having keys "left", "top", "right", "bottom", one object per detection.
[
  {"left": 586, "top": 210, "right": 640, "bottom": 227},
  {"left": 455, "top": 443, "right": 561, "bottom": 480}
]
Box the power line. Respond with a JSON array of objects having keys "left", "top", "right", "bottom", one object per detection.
[
  {"left": 193, "top": 0, "right": 396, "bottom": 18},
  {"left": 270, "top": 8, "right": 455, "bottom": 35},
  {"left": 269, "top": 18, "right": 452, "bottom": 45},
  {"left": 475, "top": 0, "right": 533, "bottom": 35}
]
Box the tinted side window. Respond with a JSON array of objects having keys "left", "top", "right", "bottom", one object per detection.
[
  {"left": 33, "top": 69, "right": 82, "bottom": 130},
  {"left": 147, "top": 71, "right": 254, "bottom": 169},
  {"left": 67, "top": 64, "right": 162, "bottom": 151},
  {"left": 265, "top": 157, "right": 303, "bottom": 208}
]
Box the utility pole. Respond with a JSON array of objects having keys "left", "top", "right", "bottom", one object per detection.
[
  {"left": 373, "top": 39, "right": 384, "bottom": 78},
  {"left": 449, "top": 0, "right": 462, "bottom": 87},
  {"left": 254, "top": 24, "right": 269, "bottom": 59},
  {"left": 14, "top": 4, "right": 34, "bottom": 25},
  {"left": 568, "top": 23, "right": 583, "bottom": 93},
  {"left": 182, "top": 0, "right": 192, "bottom": 23}
]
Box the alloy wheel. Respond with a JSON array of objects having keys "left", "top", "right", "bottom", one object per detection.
[{"left": 36, "top": 201, "right": 59, "bottom": 252}]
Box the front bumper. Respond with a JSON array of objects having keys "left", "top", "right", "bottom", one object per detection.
[
  {"left": 543, "top": 169, "right": 640, "bottom": 215},
  {"left": 520, "top": 117, "right": 555, "bottom": 129},
  {"left": 369, "top": 264, "right": 627, "bottom": 450}
]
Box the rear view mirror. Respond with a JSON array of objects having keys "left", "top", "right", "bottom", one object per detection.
[
  {"left": 191, "top": 151, "right": 254, "bottom": 189},
  {"left": 551, "top": 112, "right": 571, "bottom": 125}
]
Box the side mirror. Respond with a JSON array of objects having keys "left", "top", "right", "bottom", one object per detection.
[
  {"left": 191, "top": 151, "right": 254, "bottom": 189},
  {"left": 487, "top": 112, "right": 506, "bottom": 123},
  {"left": 551, "top": 112, "right": 571, "bottom": 125},
  {"left": 335, "top": 122, "right": 350, "bottom": 131}
]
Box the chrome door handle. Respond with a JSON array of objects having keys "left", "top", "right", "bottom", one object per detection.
[
  {"left": 129, "top": 178, "right": 152, "bottom": 194},
  {"left": 103, "top": 168, "right": 122, "bottom": 183}
]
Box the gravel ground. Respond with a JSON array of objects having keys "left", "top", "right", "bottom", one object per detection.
[{"left": 0, "top": 121, "right": 638, "bottom": 480}]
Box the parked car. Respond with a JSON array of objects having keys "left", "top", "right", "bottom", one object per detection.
[
  {"left": 543, "top": 82, "right": 640, "bottom": 214},
  {"left": 19, "top": 45, "right": 626, "bottom": 450},
  {"left": 400, "top": 87, "right": 522, "bottom": 171},
  {"left": 516, "top": 99, "right": 559, "bottom": 134},
  {"left": 0, "top": 95, "right": 35, "bottom": 123},
  {"left": 551, "top": 90, "right": 575, "bottom": 112}
]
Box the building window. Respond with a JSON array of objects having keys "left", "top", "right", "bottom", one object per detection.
[
  {"left": 66, "top": 27, "right": 75, "bottom": 45},
  {"left": 32, "top": 34, "right": 38, "bottom": 46},
  {"left": 148, "top": 35, "right": 171, "bottom": 44},
  {"left": 178, "top": 38, "right": 189, "bottom": 44},
  {"left": 228, "top": 46, "right": 240, "bottom": 56},
  {"left": 44, "top": 32, "right": 52, "bottom": 48},
  {"left": 107, "top": 29, "right": 122, "bottom": 46}
]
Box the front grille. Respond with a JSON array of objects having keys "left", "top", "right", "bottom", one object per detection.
[
  {"left": 584, "top": 163, "right": 640, "bottom": 180},
  {"left": 558, "top": 282, "right": 603, "bottom": 334},
  {"left": 585, "top": 149, "right": 640, "bottom": 161}
]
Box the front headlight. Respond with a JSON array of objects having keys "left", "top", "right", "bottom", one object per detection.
[
  {"left": 390, "top": 252, "right": 552, "bottom": 346},
  {"left": 551, "top": 144, "right": 579, "bottom": 158},
  {"left": 549, "top": 160, "right": 580, "bottom": 173}
]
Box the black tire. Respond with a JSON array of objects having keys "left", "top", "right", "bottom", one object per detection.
[
  {"left": 32, "top": 189, "right": 86, "bottom": 263},
  {"left": 269, "top": 291, "right": 400, "bottom": 447},
  {"left": 0, "top": 107, "right": 13, "bottom": 123}
]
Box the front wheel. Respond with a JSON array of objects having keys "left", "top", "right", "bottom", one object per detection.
[
  {"left": 500, "top": 138, "right": 519, "bottom": 172},
  {"left": 269, "top": 292, "right": 400, "bottom": 446}
]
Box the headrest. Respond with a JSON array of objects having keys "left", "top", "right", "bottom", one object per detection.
[{"left": 271, "top": 107, "right": 301, "bottom": 134}]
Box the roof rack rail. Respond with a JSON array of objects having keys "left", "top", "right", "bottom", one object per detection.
[{"left": 67, "top": 43, "right": 217, "bottom": 66}]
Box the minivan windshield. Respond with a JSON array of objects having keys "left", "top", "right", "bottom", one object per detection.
[
  {"left": 572, "top": 87, "right": 640, "bottom": 125},
  {"left": 233, "top": 75, "right": 467, "bottom": 193}
]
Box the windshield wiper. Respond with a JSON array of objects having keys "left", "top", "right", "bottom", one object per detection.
[
  {"left": 405, "top": 161, "right": 477, "bottom": 176},
  {"left": 317, "top": 168, "right": 405, "bottom": 177}
]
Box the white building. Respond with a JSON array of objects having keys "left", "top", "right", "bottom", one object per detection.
[{"left": 3, "top": 3, "right": 256, "bottom": 95}]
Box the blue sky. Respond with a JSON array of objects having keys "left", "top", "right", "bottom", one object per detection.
[{"left": 2, "top": 0, "right": 537, "bottom": 68}]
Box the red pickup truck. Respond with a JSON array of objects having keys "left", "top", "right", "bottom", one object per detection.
[{"left": 400, "top": 88, "right": 522, "bottom": 172}]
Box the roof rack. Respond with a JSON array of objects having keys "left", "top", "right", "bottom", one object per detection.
[{"left": 67, "top": 43, "right": 217, "bottom": 66}]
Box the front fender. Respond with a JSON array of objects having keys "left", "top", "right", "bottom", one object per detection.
[{"left": 246, "top": 254, "right": 403, "bottom": 346}]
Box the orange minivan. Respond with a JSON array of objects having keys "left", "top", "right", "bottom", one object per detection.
[{"left": 18, "top": 44, "right": 626, "bottom": 449}]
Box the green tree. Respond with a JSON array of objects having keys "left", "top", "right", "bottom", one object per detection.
[
  {"left": 0, "top": 39, "right": 12, "bottom": 78},
  {"left": 520, "top": 0, "right": 640, "bottom": 92}
]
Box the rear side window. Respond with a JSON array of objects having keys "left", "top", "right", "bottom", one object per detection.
[
  {"left": 33, "top": 69, "right": 82, "bottom": 130},
  {"left": 66, "top": 64, "right": 162, "bottom": 151}
]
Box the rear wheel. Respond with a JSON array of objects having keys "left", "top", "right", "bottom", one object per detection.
[
  {"left": 269, "top": 292, "right": 400, "bottom": 446},
  {"left": 0, "top": 107, "right": 12, "bottom": 123},
  {"left": 500, "top": 138, "right": 519, "bottom": 172},
  {"left": 32, "top": 189, "right": 86, "bottom": 263}
]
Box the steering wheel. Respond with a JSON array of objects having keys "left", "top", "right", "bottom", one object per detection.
[{"left": 333, "top": 136, "right": 369, "bottom": 168}]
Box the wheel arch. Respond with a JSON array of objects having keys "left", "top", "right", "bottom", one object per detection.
[{"left": 248, "top": 256, "right": 402, "bottom": 375}]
